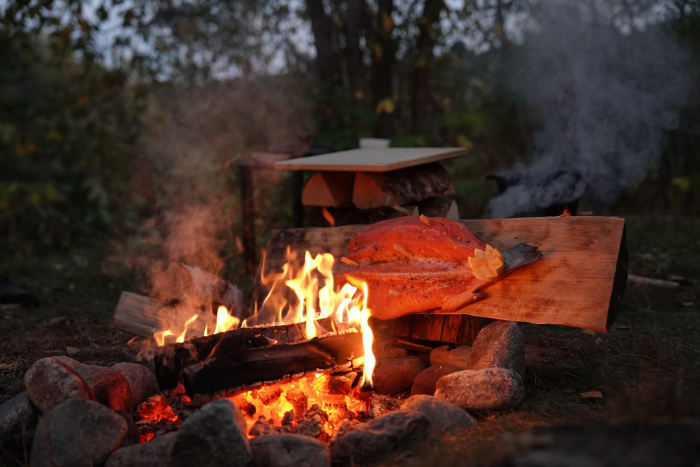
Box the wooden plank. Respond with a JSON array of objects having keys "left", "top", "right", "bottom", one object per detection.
[
  {"left": 110, "top": 292, "right": 162, "bottom": 338},
  {"left": 261, "top": 217, "right": 627, "bottom": 332},
  {"left": 301, "top": 172, "right": 355, "bottom": 207},
  {"left": 274, "top": 147, "right": 469, "bottom": 172}
]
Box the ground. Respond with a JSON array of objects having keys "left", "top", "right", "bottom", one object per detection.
[{"left": 1, "top": 214, "right": 699, "bottom": 466}]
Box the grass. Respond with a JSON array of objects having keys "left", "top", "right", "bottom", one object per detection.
[{"left": 1, "top": 214, "right": 699, "bottom": 465}]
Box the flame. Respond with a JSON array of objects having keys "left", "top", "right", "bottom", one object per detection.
[
  {"left": 559, "top": 207, "right": 572, "bottom": 217},
  {"left": 321, "top": 207, "right": 336, "bottom": 227},
  {"left": 153, "top": 247, "right": 375, "bottom": 388}
]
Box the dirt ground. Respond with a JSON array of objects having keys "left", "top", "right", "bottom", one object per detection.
[{"left": 1, "top": 214, "right": 699, "bottom": 466}]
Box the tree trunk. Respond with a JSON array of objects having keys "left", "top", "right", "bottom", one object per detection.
[
  {"left": 370, "top": 0, "right": 395, "bottom": 138},
  {"left": 411, "top": 0, "right": 443, "bottom": 136},
  {"left": 306, "top": 0, "right": 343, "bottom": 96},
  {"left": 346, "top": 0, "right": 368, "bottom": 106}
]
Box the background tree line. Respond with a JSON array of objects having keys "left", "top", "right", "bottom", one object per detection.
[{"left": 2, "top": 0, "right": 700, "bottom": 257}]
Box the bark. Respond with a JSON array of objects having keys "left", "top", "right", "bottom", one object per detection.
[
  {"left": 411, "top": 0, "right": 444, "bottom": 136},
  {"left": 306, "top": 0, "right": 343, "bottom": 89},
  {"left": 346, "top": 0, "right": 368, "bottom": 104}
]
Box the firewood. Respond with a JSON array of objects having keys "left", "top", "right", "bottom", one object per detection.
[
  {"left": 154, "top": 318, "right": 336, "bottom": 390},
  {"left": 110, "top": 292, "right": 163, "bottom": 338},
  {"left": 261, "top": 217, "right": 628, "bottom": 333},
  {"left": 352, "top": 162, "right": 455, "bottom": 209},
  {"left": 182, "top": 330, "right": 365, "bottom": 404},
  {"left": 301, "top": 172, "right": 355, "bottom": 207}
]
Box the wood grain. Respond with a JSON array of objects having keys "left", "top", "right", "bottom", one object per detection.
[
  {"left": 274, "top": 147, "right": 469, "bottom": 172},
  {"left": 110, "top": 292, "right": 162, "bottom": 338},
  {"left": 260, "top": 217, "right": 627, "bottom": 333},
  {"left": 301, "top": 172, "right": 355, "bottom": 207}
]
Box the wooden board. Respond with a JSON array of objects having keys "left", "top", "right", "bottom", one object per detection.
[
  {"left": 274, "top": 147, "right": 469, "bottom": 172},
  {"left": 261, "top": 217, "right": 627, "bottom": 332},
  {"left": 110, "top": 292, "right": 162, "bottom": 338}
]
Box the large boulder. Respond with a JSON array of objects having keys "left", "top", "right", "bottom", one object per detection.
[
  {"left": 30, "top": 397, "right": 128, "bottom": 467},
  {"left": 250, "top": 433, "right": 330, "bottom": 467},
  {"left": 24, "top": 357, "right": 95, "bottom": 413},
  {"left": 401, "top": 395, "right": 477, "bottom": 436},
  {"left": 105, "top": 432, "right": 176, "bottom": 467},
  {"left": 469, "top": 321, "right": 525, "bottom": 377},
  {"left": 430, "top": 345, "right": 472, "bottom": 369},
  {"left": 372, "top": 356, "right": 427, "bottom": 395},
  {"left": 411, "top": 365, "right": 461, "bottom": 396},
  {"left": 170, "top": 398, "right": 251, "bottom": 467},
  {"left": 0, "top": 391, "right": 39, "bottom": 453},
  {"left": 435, "top": 368, "right": 524, "bottom": 411},
  {"left": 76, "top": 366, "right": 133, "bottom": 413},
  {"left": 330, "top": 409, "right": 430, "bottom": 465},
  {"left": 112, "top": 362, "right": 161, "bottom": 408}
]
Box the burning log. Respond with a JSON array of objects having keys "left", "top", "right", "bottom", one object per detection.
[
  {"left": 182, "top": 330, "right": 366, "bottom": 404},
  {"left": 154, "top": 318, "right": 337, "bottom": 390},
  {"left": 111, "top": 292, "right": 162, "bottom": 338}
]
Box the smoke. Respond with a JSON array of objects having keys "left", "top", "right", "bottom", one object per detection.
[
  {"left": 104, "top": 79, "right": 310, "bottom": 297},
  {"left": 487, "top": 0, "right": 691, "bottom": 218}
]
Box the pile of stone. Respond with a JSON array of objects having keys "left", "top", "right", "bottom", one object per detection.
[
  {"left": 371, "top": 320, "right": 525, "bottom": 411},
  {"left": 0, "top": 320, "right": 525, "bottom": 466}
]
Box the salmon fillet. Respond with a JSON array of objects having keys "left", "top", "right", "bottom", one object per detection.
[{"left": 335, "top": 216, "right": 539, "bottom": 320}]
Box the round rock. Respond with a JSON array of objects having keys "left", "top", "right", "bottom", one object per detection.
[
  {"left": 435, "top": 367, "right": 524, "bottom": 411},
  {"left": 250, "top": 433, "right": 330, "bottom": 467},
  {"left": 0, "top": 391, "right": 39, "bottom": 454},
  {"left": 401, "top": 394, "right": 477, "bottom": 436},
  {"left": 372, "top": 338, "right": 408, "bottom": 360},
  {"left": 430, "top": 345, "right": 472, "bottom": 369},
  {"left": 51, "top": 355, "right": 87, "bottom": 369},
  {"left": 112, "top": 362, "right": 161, "bottom": 408},
  {"left": 469, "top": 321, "right": 525, "bottom": 377},
  {"left": 411, "top": 365, "right": 461, "bottom": 396},
  {"left": 30, "top": 397, "right": 128, "bottom": 467},
  {"left": 24, "top": 357, "right": 95, "bottom": 413},
  {"left": 171, "top": 398, "right": 251, "bottom": 467},
  {"left": 105, "top": 432, "right": 176, "bottom": 467},
  {"left": 330, "top": 409, "right": 430, "bottom": 465},
  {"left": 76, "top": 365, "right": 133, "bottom": 413},
  {"left": 372, "top": 356, "right": 427, "bottom": 395}
]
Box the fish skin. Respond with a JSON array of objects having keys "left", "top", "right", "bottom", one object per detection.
[{"left": 336, "top": 216, "right": 492, "bottom": 320}]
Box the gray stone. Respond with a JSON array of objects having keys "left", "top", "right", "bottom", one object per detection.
[
  {"left": 250, "top": 433, "right": 330, "bottom": 467},
  {"left": 112, "top": 362, "right": 161, "bottom": 407},
  {"left": 76, "top": 365, "right": 133, "bottom": 412},
  {"left": 330, "top": 409, "right": 430, "bottom": 465},
  {"left": 411, "top": 365, "right": 461, "bottom": 396},
  {"left": 0, "top": 391, "right": 39, "bottom": 453},
  {"left": 435, "top": 368, "right": 524, "bottom": 411},
  {"left": 171, "top": 398, "right": 251, "bottom": 467},
  {"left": 401, "top": 395, "right": 477, "bottom": 436},
  {"left": 51, "top": 355, "right": 87, "bottom": 369},
  {"left": 372, "top": 356, "right": 427, "bottom": 395},
  {"left": 469, "top": 321, "right": 525, "bottom": 377},
  {"left": 30, "top": 397, "right": 128, "bottom": 467},
  {"left": 24, "top": 357, "right": 95, "bottom": 413},
  {"left": 430, "top": 345, "right": 472, "bottom": 369},
  {"left": 105, "top": 432, "right": 176, "bottom": 467}
]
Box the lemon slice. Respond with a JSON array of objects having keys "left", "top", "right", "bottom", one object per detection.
[{"left": 468, "top": 244, "right": 505, "bottom": 281}]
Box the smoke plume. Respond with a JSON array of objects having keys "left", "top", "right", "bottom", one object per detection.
[{"left": 487, "top": 0, "right": 691, "bottom": 218}]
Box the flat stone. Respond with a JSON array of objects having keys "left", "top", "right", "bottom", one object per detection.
[
  {"left": 401, "top": 395, "right": 477, "bottom": 436},
  {"left": 0, "top": 391, "right": 39, "bottom": 454},
  {"left": 30, "top": 397, "right": 128, "bottom": 467},
  {"left": 469, "top": 321, "right": 525, "bottom": 377},
  {"left": 435, "top": 368, "right": 524, "bottom": 411},
  {"left": 250, "top": 433, "right": 330, "bottom": 467},
  {"left": 112, "top": 362, "right": 161, "bottom": 407},
  {"left": 411, "top": 365, "right": 461, "bottom": 396},
  {"left": 24, "top": 357, "right": 95, "bottom": 413},
  {"left": 430, "top": 345, "right": 472, "bottom": 369},
  {"left": 76, "top": 365, "right": 133, "bottom": 413},
  {"left": 330, "top": 409, "right": 430, "bottom": 465},
  {"left": 105, "top": 432, "right": 176, "bottom": 467},
  {"left": 372, "top": 356, "right": 427, "bottom": 395},
  {"left": 171, "top": 398, "right": 251, "bottom": 467}
]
